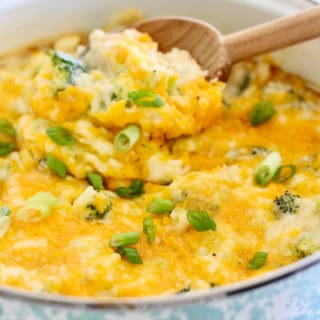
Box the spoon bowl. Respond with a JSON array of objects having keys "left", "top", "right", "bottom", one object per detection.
[
  {"left": 136, "top": 17, "right": 230, "bottom": 80},
  {"left": 135, "top": 6, "right": 320, "bottom": 80}
]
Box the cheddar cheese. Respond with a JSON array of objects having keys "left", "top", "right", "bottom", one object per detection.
[{"left": 0, "top": 29, "right": 319, "bottom": 297}]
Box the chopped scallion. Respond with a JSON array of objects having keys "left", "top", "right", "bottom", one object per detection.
[
  {"left": 247, "top": 251, "right": 268, "bottom": 270},
  {"left": 0, "top": 142, "right": 15, "bottom": 157},
  {"left": 114, "top": 124, "right": 140, "bottom": 153},
  {"left": 47, "top": 154, "right": 67, "bottom": 178},
  {"left": 16, "top": 192, "right": 59, "bottom": 222},
  {"left": 249, "top": 101, "right": 275, "bottom": 126},
  {"left": 115, "top": 179, "right": 144, "bottom": 199},
  {"left": 46, "top": 126, "right": 76, "bottom": 146},
  {"left": 110, "top": 231, "right": 140, "bottom": 248},
  {"left": 239, "top": 74, "right": 251, "bottom": 93},
  {"left": 147, "top": 198, "right": 174, "bottom": 214},
  {"left": 255, "top": 151, "right": 282, "bottom": 186},
  {"left": 128, "top": 90, "right": 165, "bottom": 108},
  {"left": 273, "top": 164, "right": 296, "bottom": 183},
  {"left": 187, "top": 210, "right": 217, "bottom": 232},
  {"left": 143, "top": 217, "right": 156, "bottom": 244},
  {"left": 167, "top": 77, "right": 176, "bottom": 95},
  {"left": 87, "top": 172, "right": 104, "bottom": 190},
  {"left": 0, "top": 119, "right": 16, "bottom": 137},
  {"left": 28, "top": 192, "right": 59, "bottom": 208},
  {"left": 0, "top": 206, "right": 10, "bottom": 217},
  {"left": 117, "top": 247, "right": 143, "bottom": 264}
]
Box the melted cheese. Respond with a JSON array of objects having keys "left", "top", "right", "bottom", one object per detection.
[{"left": 0, "top": 30, "right": 319, "bottom": 298}]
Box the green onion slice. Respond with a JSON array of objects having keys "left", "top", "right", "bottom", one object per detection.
[
  {"left": 110, "top": 231, "right": 140, "bottom": 248},
  {"left": 0, "top": 206, "right": 11, "bottom": 217},
  {"left": 187, "top": 210, "right": 217, "bottom": 232},
  {"left": 28, "top": 192, "right": 59, "bottom": 207},
  {"left": 239, "top": 74, "right": 251, "bottom": 93},
  {"left": 46, "top": 126, "right": 76, "bottom": 146},
  {"left": 117, "top": 247, "right": 143, "bottom": 264},
  {"left": 143, "top": 217, "right": 156, "bottom": 244},
  {"left": 0, "top": 119, "right": 16, "bottom": 137},
  {"left": 247, "top": 251, "right": 268, "bottom": 270},
  {"left": 128, "top": 90, "right": 165, "bottom": 108},
  {"left": 167, "top": 77, "right": 176, "bottom": 95},
  {"left": 87, "top": 172, "right": 104, "bottom": 190},
  {"left": 273, "top": 164, "right": 296, "bottom": 183},
  {"left": 16, "top": 192, "right": 59, "bottom": 222},
  {"left": 115, "top": 179, "right": 144, "bottom": 199},
  {"left": 255, "top": 151, "right": 282, "bottom": 186},
  {"left": 114, "top": 124, "right": 140, "bottom": 153},
  {"left": 147, "top": 198, "right": 174, "bottom": 214},
  {"left": 47, "top": 154, "right": 67, "bottom": 178},
  {"left": 0, "top": 142, "right": 15, "bottom": 156},
  {"left": 249, "top": 101, "right": 276, "bottom": 126}
]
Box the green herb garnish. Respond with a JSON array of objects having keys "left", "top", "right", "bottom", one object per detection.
[
  {"left": 117, "top": 247, "right": 143, "bottom": 264},
  {"left": 239, "top": 74, "right": 251, "bottom": 93},
  {"left": 47, "top": 154, "right": 67, "bottom": 178},
  {"left": 255, "top": 151, "right": 282, "bottom": 186},
  {"left": 0, "top": 119, "right": 16, "bottom": 137},
  {"left": 110, "top": 232, "right": 140, "bottom": 248},
  {"left": 143, "top": 217, "right": 156, "bottom": 244},
  {"left": 46, "top": 126, "right": 76, "bottom": 146},
  {"left": 146, "top": 198, "right": 174, "bottom": 214},
  {"left": 0, "top": 205, "right": 11, "bottom": 217},
  {"left": 167, "top": 77, "right": 176, "bottom": 95},
  {"left": 128, "top": 90, "right": 165, "bottom": 108},
  {"left": 249, "top": 101, "right": 275, "bottom": 126},
  {"left": 247, "top": 251, "right": 268, "bottom": 270},
  {"left": 114, "top": 124, "right": 140, "bottom": 153},
  {"left": 273, "top": 164, "right": 296, "bottom": 183},
  {"left": 115, "top": 179, "right": 144, "bottom": 199},
  {"left": 187, "top": 210, "right": 216, "bottom": 232},
  {"left": 16, "top": 192, "right": 59, "bottom": 222},
  {"left": 87, "top": 172, "right": 104, "bottom": 190},
  {"left": 0, "top": 142, "right": 15, "bottom": 156}
]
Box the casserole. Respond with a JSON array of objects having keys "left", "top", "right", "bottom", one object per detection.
[{"left": 0, "top": 0, "right": 320, "bottom": 319}]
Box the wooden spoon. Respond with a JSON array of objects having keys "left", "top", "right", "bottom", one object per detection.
[{"left": 135, "top": 6, "right": 320, "bottom": 80}]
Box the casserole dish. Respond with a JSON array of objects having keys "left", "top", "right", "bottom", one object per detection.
[{"left": 0, "top": 0, "right": 320, "bottom": 319}]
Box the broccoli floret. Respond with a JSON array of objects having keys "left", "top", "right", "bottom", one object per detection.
[
  {"left": 49, "top": 50, "right": 88, "bottom": 93},
  {"left": 295, "top": 237, "right": 319, "bottom": 257},
  {"left": 73, "top": 186, "right": 112, "bottom": 220},
  {"left": 85, "top": 203, "right": 111, "bottom": 220},
  {"left": 273, "top": 190, "right": 301, "bottom": 218}
]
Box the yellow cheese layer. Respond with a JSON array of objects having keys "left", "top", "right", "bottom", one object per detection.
[{"left": 0, "top": 31, "right": 318, "bottom": 298}]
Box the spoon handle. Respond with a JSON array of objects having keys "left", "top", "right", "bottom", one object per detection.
[{"left": 224, "top": 6, "right": 320, "bottom": 64}]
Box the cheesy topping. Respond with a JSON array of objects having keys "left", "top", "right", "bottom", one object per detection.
[{"left": 0, "top": 28, "right": 319, "bottom": 298}]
